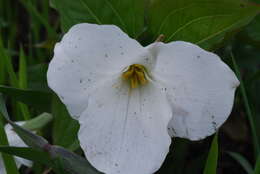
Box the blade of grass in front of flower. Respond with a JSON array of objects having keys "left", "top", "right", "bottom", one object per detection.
[
  {"left": 254, "top": 155, "right": 260, "bottom": 174},
  {"left": 0, "top": 94, "right": 48, "bottom": 148},
  {"left": 22, "top": 112, "right": 53, "bottom": 131},
  {"left": 18, "top": 47, "right": 31, "bottom": 120},
  {"left": 50, "top": 146, "right": 101, "bottom": 174},
  {"left": 203, "top": 133, "right": 218, "bottom": 174},
  {"left": 0, "top": 146, "right": 67, "bottom": 174},
  {"left": 231, "top": 52, "right": 260, "bottom": 157},
  {"left": 0, "top": 146, "right": 53, "bottom": 167},
  {"left": 228, "top": 152, "right": 253, "bottom": 174},
  {"left": 1, "top": 94, "right": 99, "bottom": 174},
  {"left": 0, "top": 117, "right": 20, "bottom": 174},
  {"left": 0, "top": 85, "right": 52, "bottom": 112}
]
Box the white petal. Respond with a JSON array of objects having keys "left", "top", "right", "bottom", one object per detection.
[
  {"left": 78, "top": 77, "right": 172, "bottom": 174},
  {"left": 150, "top": 41, "right": 239, "bottom": 140},
  {"left": 0, "top": 159, "right": 6, "bottom": 174},
  {"left": 4, "top": 122, "right": 32, "bottom": 167},
  {"left": 47, "top": 23, "right": 146, "bottom": 119}
]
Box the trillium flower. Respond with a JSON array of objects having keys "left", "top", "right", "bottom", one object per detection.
[
  {"left": 0, "top": 122, "right": 32, "bottom": 174},
  {"left": 47, "top": 23, "right": 239, "bottom": 174}
]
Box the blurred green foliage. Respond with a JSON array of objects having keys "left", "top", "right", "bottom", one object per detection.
[{"left": 0, "top": 0, "right": 260, "bottom": 173}]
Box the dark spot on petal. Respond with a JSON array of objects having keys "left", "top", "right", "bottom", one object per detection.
[
  {"left": 120, "top": 52, "right": 124, "bottom": 55},
  {"left": 80, "top": 79, "right": 83, "bottom": 83},
  {"left": 105, "top": 54, "right": 108, "bottom": 58},
  {"left": 197, "top": 55, "right": 200, "bottom": 59}
]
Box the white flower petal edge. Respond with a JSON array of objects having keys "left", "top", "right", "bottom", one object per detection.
[
  {"left": 149, "top": 41, "right": 239, "bottom": 140},
  {"left": 0, "top": 122, "right": 32, "bottom": 174},
  {"left": 47, "top": 23, "right": 153, "bottom": 119},
  {"left": 78, "top": 78, "right": 172, "bottom": 174}
]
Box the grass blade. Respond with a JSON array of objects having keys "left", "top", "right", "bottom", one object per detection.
[
  {"left": 0, "top": 37, "right": 18, "bottom": 86},
  {"left": 228, "top": 152, "right": 253, "bottom": 174},
  {"left": 203, "top": 133, "right": 218, "bottom": 174},
  {"left": 254, "top": 155, "right": 260, "bottom": 174},
  {"left": 18, "top": 47, "right": 31, "bottom": 120},
  {"left": 231, "top": 52, "right": 260, "bottom": 156},
  {"left": 0, "top": 85, "right": 52, "bottom": 112}
]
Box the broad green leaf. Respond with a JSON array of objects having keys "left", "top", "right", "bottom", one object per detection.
[
  {"left": 246, "top": 14, "right": 260, "bottom": 41},
  {"left": 22, "top": 112, "right": 53, "bottom": 131},
  {"left": 203, "top": 134, "right": 218, "bottom": 174},
  {"left": 0, "top": 85, "right": 52, "bottom": 112},
  {"left": 148, "top": 0, "right": 260, "bottom": 50},
  {"left": 51, "top": 0, "right": 145, "bottom": 38},
  {"left": 228, "top": 152, "right": 254, "bottom": 174},
  {"left": 52, "top": 97, "right": 79, "bottom": 150},
  {"left": 27, "top": 64, "right": 49, "bottom": 92}
]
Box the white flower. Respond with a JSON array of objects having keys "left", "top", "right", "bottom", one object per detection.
[
  {"left": 47, "top": 23, "right": 239, "bottom": 174},
  {"left": 0, "top": 122, "right": 32, "bottom": 174}
]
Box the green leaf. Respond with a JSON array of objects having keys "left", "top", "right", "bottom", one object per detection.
[
  {"left": 0, "top": 94, "right": 48, "bottom": 149},
  {"left": 50, "top": 146, "right": 101, "bottom": 174},
  {"left": 0, "top": 146, "right": 53, "bottom": 167},
  {"left": 19, "top": 0, "right": 56, "bottom": 37},
  {"left": 27, "top": 64, "right": 49, "bottom": 92},
  {"left": 18, "top": 47, "right": 31, "bottom": 120},
  {"left": 231, "top": 52, "right": 260, "bottom": 156},
  {"left": 203, "top": 134, "right": 218, "bottom": 174},
  {"left": 228, "top": 152, "right": 254, "bottom": 174},
  {"left": 52, "top": 97, "right": 79, "bottom": 150},
  {"left": 0, "top": 85, "right": 52, "bottom": 112},
  {"left": 18, "top": 47, "right": 28, "bottom": 89},
  {"left": 51, "top": 0, "right": 145, "bottom": 38},
  {"left": 246, "top": 14, "right": 260, "bottom": 42},
  {"left": 148, "top": 0, "right": 260, "bottom": 50},
  {"left": 254, "top": 155, "right": 260, "bottom": 174},
  {"left": 0, "top": 94, "right": 100, "bottom": 174},
  {"left": 0, "top": 37, "right": 18, "bottom": 86},
  {"left": 22, "top": 112, "right": 53, "bottom": 131}
]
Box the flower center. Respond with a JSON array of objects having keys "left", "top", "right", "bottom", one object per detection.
[{"left": 122, "top": 64, "right": 148, "bottom": 88}]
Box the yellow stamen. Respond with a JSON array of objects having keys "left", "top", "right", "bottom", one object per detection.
[{"left": 122, "top": 64, "right": 148, "bottom": 88}]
